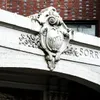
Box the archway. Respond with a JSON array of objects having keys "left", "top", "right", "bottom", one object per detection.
[{"left": 0, "top": 68, "right": 99, "bottom": 100}]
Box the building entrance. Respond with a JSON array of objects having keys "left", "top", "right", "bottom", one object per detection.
[
  {"left": 0, "top": 68, "right": 100, "bottom": 100},
  {"left": 0, "top": 87, "right": 43, "bottom": 100}
]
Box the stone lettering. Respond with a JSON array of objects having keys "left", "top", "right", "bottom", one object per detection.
[
  {"left": 63, "top": 45, "right": 100, "bottom": 59},
  {"left": 80, "top": 48, "right": 83, "bottom": 56},
  {"left": 95, "top": 51, "right": 99, "bottom": 59},
  {"left": 84, "top": 49, "right": 89, "bottom": 56},
  {"left": 90, "top": 50, "right": 94, "bottom": 58}
]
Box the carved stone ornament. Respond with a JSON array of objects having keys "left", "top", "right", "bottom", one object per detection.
[{"left": 29, "top": 7, "right": 74, "bottom": 70}]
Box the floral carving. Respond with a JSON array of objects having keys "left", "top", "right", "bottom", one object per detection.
[
  {"left": 19, "top": 34, "right": 40, "bottom": 48},
  {"left": 63, "top": 45, "right": 79, "bottom": 57}
]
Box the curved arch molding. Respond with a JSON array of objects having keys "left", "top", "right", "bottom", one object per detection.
[{"left": 0, "top": 7, "right": 100, "bottom": 92}]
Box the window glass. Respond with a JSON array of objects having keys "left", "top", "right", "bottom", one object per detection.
[
  {"left": 65, "top": 21, "right": 98, "bottom": 36},
  {"left": 67, "top": 24, "right": 96, "bottom": 36}
]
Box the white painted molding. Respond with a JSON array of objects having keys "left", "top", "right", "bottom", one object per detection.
[
  {"left": 0, "top": 9, "right": 100, "bottom": 48},
  {"left": 72, "top": 31, "right": 100, "bottom": 47},
  {"left": 0, "top": 26, "right": 44, "bottom": 55},
  {"left": 0, "top": 8, "right": 100, "bottom": 89},
  {"left": 0, "top": 26, "right": 100, "bottom": 67},
  {"left": 0, "top": 46, "right": 100, "bottom": 87},
  {"left": 0, "top": 9, "right": 41, "bottom": 32}
]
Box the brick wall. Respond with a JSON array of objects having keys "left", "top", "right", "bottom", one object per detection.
[
  {"left": 0, "top": 0, "right": 100, "bottom": 35},
  {"left": 96, "top": 0, "right": 100, "bottom": 36}
]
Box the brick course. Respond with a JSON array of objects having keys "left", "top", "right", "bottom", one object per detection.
[{"left": 0, "top": 0, "right": 100, "bottom": 35}]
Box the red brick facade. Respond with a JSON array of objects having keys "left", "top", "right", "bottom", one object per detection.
[{"left": 0, "top": 0, "right": 100, "bottom": 35}]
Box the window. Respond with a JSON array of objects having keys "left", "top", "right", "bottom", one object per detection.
[
  {"left": 24, "top": 0, "right": 27, "bottom": 2},
  {"left": 64, "top": 20, "right": 98, "bottom": 36}
]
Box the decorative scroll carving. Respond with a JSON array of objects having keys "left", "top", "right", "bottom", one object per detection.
[
  {"left": 27, "top": 6, "right": 74, "bottom": 70},
  {"left": 63, "top": 45, "right": 79, "bottom": 57},
  {"left": 19, "top": 34, "right": 40, "bottom": 48},
  {"left": 63, "top": 45, "right": 100, "bottom": 59}
]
